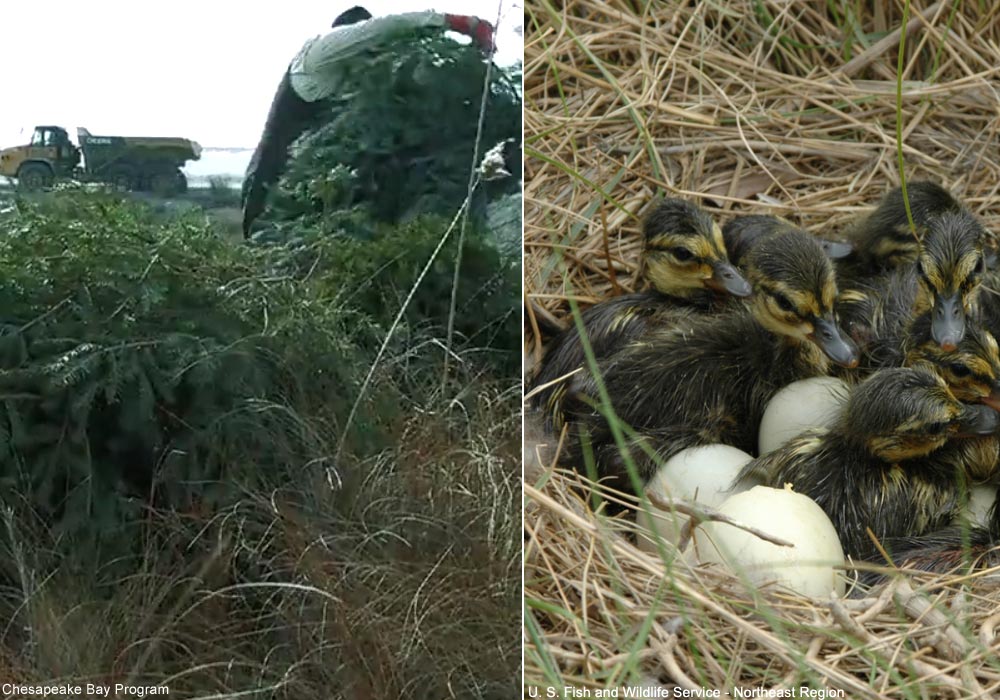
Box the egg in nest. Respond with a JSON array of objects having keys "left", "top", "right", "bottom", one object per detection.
[
  {"left": 636, "top": 444, "right": 755, "bottom": 552},
  {"left": 758, "top": 376, "right": 851, "bottom": 455},
  {"left": 689, "top": 484, "right": 847, "bottom": 598}
]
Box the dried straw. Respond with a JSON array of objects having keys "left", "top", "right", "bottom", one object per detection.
[
  {"left": 524, "top": 0, "right": 1000, "bottom": 694},
  {"left": 526, "top": 470, "right": 1000, "bottom": 696}
]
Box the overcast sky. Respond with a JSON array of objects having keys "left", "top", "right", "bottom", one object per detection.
[{"left": 0, "top": 0, "right": 521, "bottom": 151}]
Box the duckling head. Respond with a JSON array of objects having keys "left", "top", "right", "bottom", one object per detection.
[
  {"left": 845, "top": 367, "right": 999, "bottom": 462},
  {"left": 913, "top": 209, "right": 987, "bottom": 351},
  {"left": 744, "top": 229, "right": 860, "bottom": 368},
  {"left": 724, "top": 214, "right": 853, "bottom": 265},
  {"left": 905, "top": 318, "right": 1000, "bottom": 411},
  {"left": 862, "top": 181, "right": 961, "bottom": 268},
  {"left": 643, "top": 199, "right": 751, "bottom": 299}
]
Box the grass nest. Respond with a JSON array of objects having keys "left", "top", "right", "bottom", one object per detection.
[{"left": 524, "top": 0, "right": 1000, "bottom": 695}]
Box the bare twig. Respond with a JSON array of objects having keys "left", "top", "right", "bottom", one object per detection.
[{"left": 644, "top": 490, "right": 795, "bottom": 551}]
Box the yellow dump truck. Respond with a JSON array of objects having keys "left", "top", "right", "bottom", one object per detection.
[{"left": 0, "top": 126, "right": 202, "bottom": 195}]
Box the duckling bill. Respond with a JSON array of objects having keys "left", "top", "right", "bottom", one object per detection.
[{"left": 839, "top": 208, "right": 987, "bottom": 354}]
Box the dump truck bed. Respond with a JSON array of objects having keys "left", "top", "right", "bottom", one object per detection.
[{"left": 77, "top": 128, "right": 202, "bottom": 165}]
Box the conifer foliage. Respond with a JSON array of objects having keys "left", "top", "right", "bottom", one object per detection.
[
  {"left": 265, "top": 34, "right": 522, "bottom": 229},
  {"left": 0, "top": 33, "right": 521, "bottom": 580},
  {"left": 0, "top": 31, "right": 521, "bottom": 695},
  {"left": 0, "top": 194, "right": 366, "bottom": 554},
  {"left": 253, "top": 37, "right": 523, "bottom": 374}
]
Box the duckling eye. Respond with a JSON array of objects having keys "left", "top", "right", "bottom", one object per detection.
[
  {"left": 948, "top": 362, "right": 972, "bottom": 378},
  {"left": 670, "top": 247, "right": 694, "bottom": 262},
  {"left": 772, "top": 293, "right": 796, "bottom": 313},
  {"left": 916, "top": 259, "right": 928, "bottom": 280},
  {"left": 926, "top": 421, "right": 949, "bottom": 435},
  {"left": 973, "top": 257, "right": 985, "bottom": 275}
]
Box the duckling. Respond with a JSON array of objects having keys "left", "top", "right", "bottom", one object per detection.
[
  {"left": 917, "top": 210, "right": 988, "bottom": 349},
  {"left": 900, "top": 320, "right": 1000, "bottom": 483},
  {"left": 856, "top": 484, "right": 1000, "bottom": 584},
  {"left": 736, "top": 367, "right": 1000, "bottom": 559},
  {"left": 903, "top": 318, "right": 1000, "bottom": 410},
  {"left": 723, "top": 214, "right": 853, "bottom": 268},
  {"left": 530, "top": 198, "right": 750, "bottom": 431},
  {"left": 969, "top": 260, "right": 1000, "bottom": 344},
  {"left": 839, "top": 208, "right": 987, "bottom": 352},
  {"left": 855, "top": 289, "right": 1000, "bottom": 399},
  {"left": 838, "top": 181, "right": 963, "bottom": 284},
  {"left": 799, "top": 314, "right": 1000, "bottom": 482},
  {"left": 642, "top": 199, "right": 751, "bottom": 300},
  {"left": 561, "top": 227, "right": 859, "bottom": 487}
]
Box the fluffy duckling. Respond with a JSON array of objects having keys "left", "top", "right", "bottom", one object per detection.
[
  {"left": 736, "top": 367, "right": 1000, "bottom": 558},
  {"left": 858, "top": 294, "right": 1000, "bottom": 403},
  {"left": 530, "top": 198, "right": 750, "bottom": 431},
  {"left": 903, "top": 319, "right": 1000, "bottom": 410},
  {"left": 561, "top": 227, "right": 859, "bottom": 486},
  {"left": 863, "top": 487, "right": 1000, "bottom": 584},
  {"left": 723, "top": 214, "right": 853, "bottom": 268},
  {"left": 642, "top": 199, "right": 751, "bottom": 300},
  {"left": 846, "top": 313, "right": 1000, "bottom": 482},
  {"left": 839, "top": 208, "right": 987, "bottom": 352},
  {"left": 860, "top": 527, "right": 1000, "bottom": 585},
  {"left": 917, "top": 210, "right": 988, "bottom": 348},
  {"left": 900, "top": 320, "right": 1000, "bottom": 483},
  {"left": 839, "top": 181, "right": 963, "bottom": 282}
]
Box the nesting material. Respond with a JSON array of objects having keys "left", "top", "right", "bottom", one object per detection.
[
  {"left": 524, "top": 2, "right": 1000, "bottom": 365},
  {"left": 525, "top": 0, "right": 1000, "bottom": 692},
  {"left": 526, "top": 471, "right": 1000, "bottom": 695},
  {"left": 758, "top": 377, "right": 851, "bottom": 455}
]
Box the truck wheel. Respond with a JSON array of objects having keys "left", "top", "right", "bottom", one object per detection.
[
  {"left": 17, "top": 163, "right": 53, "bottom": 191},
  {"left": 174, "top": 169, "right": 188, "bottom": 194},
  {"left": 107, "top": 166, "right": 136, "bottom": 192},
  {"left": 149, "top": 172, "right": 177, "bottom": 196}
]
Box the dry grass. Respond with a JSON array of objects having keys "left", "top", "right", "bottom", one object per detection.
[
  {"left": 526, "top": 471, "right": 1000, "bottom": 697},
  {"left": 524, "top": 0, "right": 1000, "bottom": 348},
  {"left": 0, "top": 375, "right": 521, "bottom": 699},
  {"left": 524, "top": 0, "right": 1000, "bottom": 695}
]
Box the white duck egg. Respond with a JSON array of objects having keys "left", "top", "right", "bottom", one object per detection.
[
  {"left": 636, "top": 444, "right": 754, "bottom": 553},
  {"left": 951, "top": 483, "right": 998, "bottom": 528},
  {"left": 758, "top": 377, "right": 850, "bottom": 455},
  {"left": 689, "top": 484, "right": 847, "bottom": 598}
]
